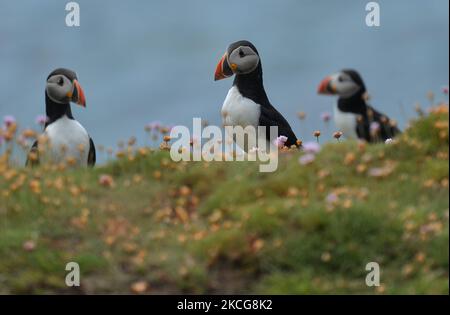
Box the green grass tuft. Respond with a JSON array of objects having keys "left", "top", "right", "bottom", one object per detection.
[{"left": 0, "top": 106, "right": 448, "bottom": 294}]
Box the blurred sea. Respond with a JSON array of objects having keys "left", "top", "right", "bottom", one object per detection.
[{"left": 0, "top": 0, "right": 448, "bottom": 162}]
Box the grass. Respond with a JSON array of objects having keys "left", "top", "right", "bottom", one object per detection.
[{"left": 0, "top": 105, "right": 448, "bottom": 294}]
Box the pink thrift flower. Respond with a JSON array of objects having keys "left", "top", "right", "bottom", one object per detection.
[
  {"left": 3, "top": 115, "right": 16, "bottom": 127},
  {"left": 370, "top": 121, "right": 380, "bottom": 133},
  {"left": 302, "top": 141, "right": 321, "bottom": 154},
  {"left": 23, "top": 240, "right": 36, "bottom": 252},
  {"left": 320, "top": 112, "right": 332, "bottom": 123},
  {"left": 299, "top": 153, "right": 316, "bottom": 165},
  {"left": 273, "top": 135, "right": 288, "bottom": 148},
  {"left": 35, "top": 115, "right": 48, "bottom": 126},
  {"left": 98, "top": 174, "right": 114, "bottom": 187},
  {"left": 326, "top": 192, "right": 339, "bottom": 204}
]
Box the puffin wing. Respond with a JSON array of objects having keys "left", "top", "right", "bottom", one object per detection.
[
  {"left": 25, "top": 140, "right": 40, "bottom": 167},
  {"left": 259, "top": 105, "right": 298, "bottom": 147},
  {"left": 367, "top": 105, "right": 401, "bottom": 141},
  {"left": 87, "top": 137, "right": 96, "bottom": 167},
  {"left": 355, "top": 117, "right": 371, "bottom": 142}
]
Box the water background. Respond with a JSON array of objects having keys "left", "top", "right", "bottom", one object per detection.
[{"left": 0, "top": 0, "right": 448, "bottom": 162}]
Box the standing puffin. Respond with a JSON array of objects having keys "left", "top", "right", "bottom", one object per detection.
[
  {"left": 317, "top": 69, "right": 400, "bottom": 142},
  {"left": 27, "top": 68, "right": 95, "bottom": 167},
  {"left": 214, "top": 40, "right": 299, "bottom": 151}
]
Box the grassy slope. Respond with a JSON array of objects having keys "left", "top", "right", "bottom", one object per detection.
[{"left": 0, "top": 106, "right": 448, "bottom": 294}]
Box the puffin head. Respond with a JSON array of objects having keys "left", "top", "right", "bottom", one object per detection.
[
  {"left": 317, "top": 69, "right": 366, "bottom": 99},
  {"left": 214, "top": 40, "right": 261, "bottom": 81},
  {"left": 46, "top": 68, "right": 86, "bottom": 107}
]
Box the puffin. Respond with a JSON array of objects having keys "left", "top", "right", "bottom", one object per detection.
[
  {"left": 214, "top": 40, "right": 299, "bottom": 152},
  {"left": 27, "top": 68, "right": 96, "bottom": 167},
  {"left": 317, "top": 69, "right": 400, "bottom": 142}
]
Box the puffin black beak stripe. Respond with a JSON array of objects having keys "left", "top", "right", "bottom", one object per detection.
[
  {"left": 317, "top": 76, "right": 336, "bottom": 95},
  {"left": 214, "top": 53, "right": 234, "bottom": 81},
  {"left": 72, "top": 79, "right": 86, "bottom": 107}
]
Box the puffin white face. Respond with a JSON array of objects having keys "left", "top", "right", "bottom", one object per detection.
[
  {"left": 318, "top": 71, "right": 361, "bottom": 98},
  {"left": 227, "top": 45, "right": 260, "bottom": 75},
  {"left": 46, "top": 74, "right": 73, "bottom": 104},
  {"left": 46, "top": 73, "right": 86, "bottom": 107},
  {"left": 214, "top": 41, "right": 260, "bottom": 80}
]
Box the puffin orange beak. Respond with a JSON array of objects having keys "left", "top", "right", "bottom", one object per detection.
[
  {"left": 318, "top": 76, "right": 335, "bottom": 95},
  {"left": 214, "top": 53, "right": 233, "bottom": 81},
  {"left": 72, "top": 79, "right": 86, "bottom": 107}
]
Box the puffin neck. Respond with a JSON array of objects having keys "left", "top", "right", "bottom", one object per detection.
[
  {"left": 232, "top": 63, "right": 269, "bottom": 106},
  {"left": 45, "top": 92, "right": 74, "bottom": 127},
  {"left": 337, "top": 91, "right": 368, "bottom": 115}
]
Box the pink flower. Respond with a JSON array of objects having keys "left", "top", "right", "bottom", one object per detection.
[
  {"left": 273, "top": 135, "right": 288, "bottom": 148},
  {"left": 23, "top": 240, "right": 36, "bottom": 252},
  {"left": 3, "top": 115, "right": 16, "bottom": 127},
  {"left": 370, "top": 121, "right": 380, "bottom": 133},
  {"left": 442, "top": 86, "right": 449, "bottom": 95},
  {"left": 99, "top": 174, "right": 114, "bottom": 187},
  {"left": 302, "top": 141, "right": 321, "bottom": 154},
  {"left": 320, "top": 112, "right": 332, "bottom": 123},
  {"left": 35, "top": 115, "right": 48, "bottom": 126},
  {"left": 299, "top": 153, "right": 315, "bottom": 165},
  {"left": 326, "top": 192, "right": 339, "bottom": 204},
  {"left": 368, "top": 168, "right": 384, "bottom": 177}
]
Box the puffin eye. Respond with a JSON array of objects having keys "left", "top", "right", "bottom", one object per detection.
[
  {"left": 57, "top": 77, "right": 64, "bottom": 86},
  {"left": 338, "top": 76, "right": 344, "bottom": 82},
  {"left": 239, "top": 49, "right": 245, "bottom": 58}
]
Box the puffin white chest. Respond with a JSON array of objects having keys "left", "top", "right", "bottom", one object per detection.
[
  {"left": 43, "top": 115, "right": 90, "bottom": 166},
  {"left": 333, "top": 103, "right": 358, "bottom": 139},
  {"left": 221, "top": 86, "right": 262, "bottom": 152},
  {"left": 221, "top": 86, "right": 261, "bottom": 127}
]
